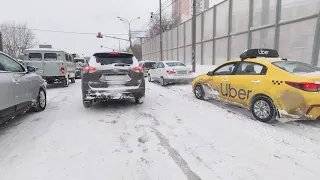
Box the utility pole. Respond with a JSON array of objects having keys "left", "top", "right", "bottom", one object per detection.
[
  {"left": 191, "top": 0, "right": 197, "bottom": 72},
  {"left": 0, "top": 32, "right": 3, "bottom": 52},
  {"left": 159, "top": 0, "right": 163, "bottom": 61},
  {"left": 129, "top": 23, "right": 132, "bottom": 49}
]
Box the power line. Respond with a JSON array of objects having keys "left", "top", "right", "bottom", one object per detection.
[{"left": 0, "top": 25, "right": 128, "bottom": 36}]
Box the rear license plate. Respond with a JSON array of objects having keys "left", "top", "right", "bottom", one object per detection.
[{"left": 105, "top": 75, "right": 127, "bottom": 81}]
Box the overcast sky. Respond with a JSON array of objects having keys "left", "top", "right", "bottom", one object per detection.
[{"left": 0, "top": 0, "right": 159, "bottom": 56}]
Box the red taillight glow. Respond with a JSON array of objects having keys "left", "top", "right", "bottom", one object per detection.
[
  {"left": 188, "top": 70, "right": 193, "bottom": 73},
  {"left": 60, "top": 67, "right": 65, "bottom": 74},
  {"left": 109, "top": 52, "right": 119, "bottom": 56},
  {"left": 83, "top": 66, "right": 96, "bottom": 73},
  {"left": 285, "top": 81, "right": 320, "bottom": 92},
  {"left": 166, "top": 70, "right": 176, "bottom": 74},
  {"left": 132, "top": 66, "right": 143, "bottom": 72}
]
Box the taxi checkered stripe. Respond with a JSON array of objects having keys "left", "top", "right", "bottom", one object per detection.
[{"left": 272, "top": 80, "right": 283, "bottom": 85}]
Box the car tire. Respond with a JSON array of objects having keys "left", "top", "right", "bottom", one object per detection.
[
  {"left": 32, "top": 89, "right": 47, "bottom": 112},
  {"left": 251, "top": 96, "right": 277, "bottom": 123},
  {"left": 135, "top": 96, "right": 145, "bottom": 104},
  {"left": 194, "top": 84, "right": 205, "bottom": 100},
  {"left": 62, "top": 77, "right": 69, "bottom": 87},
  {"left": 160, "top": 77, "right": 166, "bottom": 86},
  {"left": 83, "top": 100, "right": 93, "bottom": 108},
  {"left": 71, "top": 77, "right": 76, "bottom": 83},
  {"left": 148, "top": 74, "right": 153, "bottom": 82}
]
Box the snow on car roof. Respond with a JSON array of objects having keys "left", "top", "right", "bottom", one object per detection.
[{"left": 161, "top": 60, "right": 184, "bottom": 63}]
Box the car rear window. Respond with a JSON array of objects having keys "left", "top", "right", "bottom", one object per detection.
[
  {"left": 94, "top": 53, "right": 133, "bottom": 65},
  {"left": 144, "top": 62, "right": 156, "bottom": 68},
  {"left": 272, "top": 61, "right": 320, "bottom": 74},
  {"left": 75, "top": 59, "right": 85, "bottom": 63},
  {"left": 166, "top": 62, "right": 186, "bottom": 67},
  {"left": 44, "top": 53, "right": 57, "bottom": 60},
  {"left": 28, "top": 53, "right": 42, "bottom": 61}
]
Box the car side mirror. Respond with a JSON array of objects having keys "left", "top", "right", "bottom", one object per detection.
[
  {"left": 27, "top": 66, "right": 37, "bottom": 73},
  {"left": 207, "top": 71, "right": 214, "bottom": 76}
]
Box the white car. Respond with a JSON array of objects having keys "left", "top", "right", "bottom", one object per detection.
[{"left": 147, "top": 61, "right": 194, "bottom": 86}]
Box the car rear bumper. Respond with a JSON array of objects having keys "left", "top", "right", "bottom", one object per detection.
[
  {"left": 82, "top": 85, "right": 145, "bottom": 101},
  {"left": 165, "top": 75, "right": 195, "bottom": 83}
]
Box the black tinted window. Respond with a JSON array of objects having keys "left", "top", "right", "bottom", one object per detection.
[
  {"left": 272, "top": 61, "right": 320, "bottom": 73},
  {"left": 144, "top": 62, "right": 156, "bottom": 68},
  {"left": 28, "top": 53, "right": 42, "bottom": 61},
  {"left": 75, "top": 59, "right": 85, "bottom": 63},
  {"left": 44, "top": 53, "right": 57, "bottom": 60},
  {"left": 94, "top": 53, "right": 133, "bottom": 65}
]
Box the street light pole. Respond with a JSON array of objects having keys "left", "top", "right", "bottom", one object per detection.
[{"left": 117, "top": 16, "right": 140, "bottom": 50}]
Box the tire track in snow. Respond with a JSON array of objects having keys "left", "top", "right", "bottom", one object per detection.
[{"left": 151, "top": 127, "right": 202, "bottom": 180}]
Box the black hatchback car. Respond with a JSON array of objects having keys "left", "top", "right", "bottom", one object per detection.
[{"left": 81, "top": 52, "right": 145, "bottom": 108}]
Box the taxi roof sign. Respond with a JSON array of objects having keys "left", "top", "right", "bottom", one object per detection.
[{"left": 240, "top": 49, "right": 279, "bottom": 60}]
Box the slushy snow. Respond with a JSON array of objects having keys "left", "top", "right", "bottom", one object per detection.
[{"left": 0, "top": 66, "right": 320, "bottom": 180}]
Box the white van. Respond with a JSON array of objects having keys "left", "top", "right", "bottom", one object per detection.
[{"left": 22, "top": 48, "right": 76, "bottom": 87}]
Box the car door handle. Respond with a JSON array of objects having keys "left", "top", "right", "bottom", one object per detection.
[
  {"left": 251, "top": 80, "right": 260, "bottom": 84},
  {"left": 222, "top": 79, "right": 228, "bottom": 82}
]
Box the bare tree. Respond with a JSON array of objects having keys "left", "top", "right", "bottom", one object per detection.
[
  {"left": 0, "top": 22, "right": 37, "bottom": 58},
  {"left": 124, "top": 43, "right": 142, "bottom": 60},
  {"left": 148, "top": 13, "right": 174, "bottom": 38}
]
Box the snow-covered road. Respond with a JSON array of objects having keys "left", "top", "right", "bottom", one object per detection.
[{"left": 1, "top": 79, "right": 320, "bottom": 180}]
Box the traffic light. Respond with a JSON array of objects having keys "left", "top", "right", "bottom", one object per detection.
[{"left": 97, "top": 32, "right": 103, "bottom": 38}]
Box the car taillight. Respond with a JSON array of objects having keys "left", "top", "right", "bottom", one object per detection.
[
  {"left": 166, "top": 70, "right": 176, "bottom": 74},
  {"left": 83, "top": 66, "right": 96, "bottom": 73},
  {"left": 132, "top": 66, "right": 143, "bottom": 72},
  {"left": 60, "top": 67, "right": 65, "bottom": 74},
  {"left": 285, "top": 81, "right": 320, "bottom": 92},
  {"left": 188, "top": 70, "right": 193, "bottom": 73}
]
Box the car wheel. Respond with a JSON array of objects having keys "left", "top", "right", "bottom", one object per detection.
[
  {"left": 83, "top": 100, "right": 93, "bottom": 108},
  {"left": 148, "top": 74, "right": 153, "bottom": 82},
  {"left": 194, "top": 84, "right": 205, "bottom": 100},
  {"left": 32, "top": 89, "right": 46, "bottom": 112},
  {"left": 160, "top": 77, "right": 166, "bottom": 86},
  {"left": 62, "top": 77, "right": 69, "bottom": 87},
  {"left": 251, "top": 96, "right": 277, "bottom": 123},
  {"left": 71, "top": 77, "right": 76, "bottom": 83},
  {"left": 135, "top": 96, "right": 145, "bottom": 104}
]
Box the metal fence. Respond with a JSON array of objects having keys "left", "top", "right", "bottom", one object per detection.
[{"left": 142, "top": 0, "right": 320, "bottom": 66}]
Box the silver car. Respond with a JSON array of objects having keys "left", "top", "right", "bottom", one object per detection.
[{"left": 0, "top": 52, "right": 47, "bottom": 125}]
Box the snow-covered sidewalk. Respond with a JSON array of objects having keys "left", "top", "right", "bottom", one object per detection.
[{"left": 0, "top": 79, "right": 320, "bottom": 180}]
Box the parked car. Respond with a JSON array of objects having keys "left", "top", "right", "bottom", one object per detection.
[
  {"left": 0, "top": 52, "right": 47, "bottom": 125},
  {"left": 81, "top": 52, "right": 145, "bottom": 108},
  {"left": 139, "top": 60, "right": 157, "bottom": 77},
  {"left": 21, "top": 48, "right": 76, "bottom": 87},
  {"left": 75, "top": 63, "right": 83, "bottom": 79},
  {"left": 147, "top": 61, "right": 194, "bottom": 86},
  {"left": 192, "top": 48, "right": 320, "bottom": 123}
]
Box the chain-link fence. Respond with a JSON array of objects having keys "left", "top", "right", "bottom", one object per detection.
[{"left": 142, "top": 0, "right": 320, "bottom": 66}]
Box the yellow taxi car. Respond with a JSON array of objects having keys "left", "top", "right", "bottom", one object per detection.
[{"left": 192, "top": 49, "right": 320, "bottom": 123}]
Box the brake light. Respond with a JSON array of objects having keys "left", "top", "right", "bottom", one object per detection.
[
  {"left": 166, "top": 70, "right": 176, "bottom": 74},
  {"left": 109, "top": 52, "right": 119, "bottom": 56},
  {"left": 60, "top": 67, "right": 65, "bottom": 74},
  {"left": 132, "top": 66, "right": 143, "bottom": 72},
  {"left": 188, "top": 70, "right": 193, "bottom": 73},
  {"left": 83, "top": 66, "right": 96, "bottom": 73},
  {"left": 285, "top": 81, "right": 320, "bottom": 92}
]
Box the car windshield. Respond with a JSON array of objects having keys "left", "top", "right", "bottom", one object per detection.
[
  {"left": 272, "top": 61, "right": 320, "bottom": 74},
  {"left": 94, "top": 53, "right": 133, "bottom": 65},
  {"left": 166, "top": 62, "right": 186, "bottom": 67},
  {"left": 144, "top": 62, "right": 156, "bottom": 68}
]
